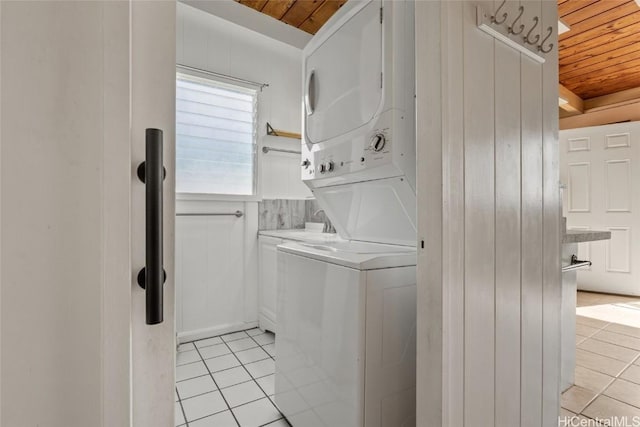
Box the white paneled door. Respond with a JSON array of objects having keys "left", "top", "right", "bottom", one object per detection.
[
  {"left": 1, "top": 2, "right": 176, "bottom": 426},
  {"left": 561, "top": 122, "right": 640, "bottom": 296}
]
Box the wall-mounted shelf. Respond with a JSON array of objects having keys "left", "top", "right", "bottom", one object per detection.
[{"left": 266, "top": 122, "right": 301, "bottom": 139}]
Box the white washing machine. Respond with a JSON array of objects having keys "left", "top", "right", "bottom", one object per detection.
[{"left": 274, "top": 240, "right": 416, "bottom": 427}]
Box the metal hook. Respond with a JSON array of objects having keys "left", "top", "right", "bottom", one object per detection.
[
  {"left": 538, "top": 26, "right": 554, "bottom": 53},
  {"left": 524, "top": 16, "right": 540, "bottom": 45},
  {"left": 491, "top": 0, "right": 508, "bottom": 24},
  {"left": 508, "top": 6, "right": 525, "bottom": 35}
]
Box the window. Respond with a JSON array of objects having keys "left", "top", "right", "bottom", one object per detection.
[{"left": 176, "top": 71, "right": 258, "bottom": 196}]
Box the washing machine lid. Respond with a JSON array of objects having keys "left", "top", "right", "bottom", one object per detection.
[{"left": 277, "top": 240, "right": 416, "bottom": 270}]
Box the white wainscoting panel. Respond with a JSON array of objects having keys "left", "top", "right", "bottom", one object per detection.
[
  {"left": 568, "top": 162, "right": 591, "bottom": 212},
  {"left": 605, "top": 159, "right": 632, "bottom": 212},
  {"left": 416, "top": 1, "right": 561, "bottom": 425},
  {"left": 175, "top": 201, "right": 259, "bottom": 342},
  {"left": 568, "top": 137, "right": 590, "bottom": 152}
]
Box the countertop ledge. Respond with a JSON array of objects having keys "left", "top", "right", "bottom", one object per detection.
[
  {"left": 258, "top": 229, "right": 342, "bottom": 243},
  {"left": 563, "top": 230, "right": 611, "bottom": 244}
]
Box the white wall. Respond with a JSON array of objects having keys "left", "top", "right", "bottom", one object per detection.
[
  {"left": 560, "top": 121, "right": 640, "bottom": 296},
  {"left": 177, "top": 2, "right": 310, "bottom": 200},
  {"left": 175, "top": 3, "right": 308, "bottom": 340},
  {"left": 416, "top": 1, "right": 561, "bottom": 426}
]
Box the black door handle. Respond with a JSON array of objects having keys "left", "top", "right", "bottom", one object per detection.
[{"left": 137, "top": 128, "right": 166, "bottom": 325}]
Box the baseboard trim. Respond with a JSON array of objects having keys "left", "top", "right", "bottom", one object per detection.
[
  {"left": 177, "top": 321, "right": 258, "bottom": 344},
  {"left": 258, "top": 314, "right": 276, "bottom": 334}
]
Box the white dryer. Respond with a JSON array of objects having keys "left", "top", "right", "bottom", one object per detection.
[
  {"left": 300, "top": 0, "right": 416, "bottom": 247},
  {"left": 275, "top": 241, "right": 416, "bottom": 427}
]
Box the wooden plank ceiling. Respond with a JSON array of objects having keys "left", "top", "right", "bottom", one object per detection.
[
  {"left": 236, "top": 0, "right": 347, "bottom": 34},
  {"left": 237, "top": 0, "right": 640, "bottom": 104},
  {"left": 559, "top": 0, "right": 640, "bottom": 100}
]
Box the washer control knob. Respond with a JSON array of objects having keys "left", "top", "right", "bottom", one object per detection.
[
  {"left": 319, "top": 163, "right": 326, "bottom": 174},
  {"left": 301, "top": 159, "right": 311, "bottom": 169},
  {"left": 370, "top": 134, "right": 386, "bottom": 152},
  {"left": 325, "top": 161, "right": 335, "bottom": 172}
]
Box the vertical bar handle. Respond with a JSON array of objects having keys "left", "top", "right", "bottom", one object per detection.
[
  {"left": 305, "top": 69, "right": 316, "bottom": 116},
  {"left": 136, "top": 128, "right": 166, "bottom": 325}
]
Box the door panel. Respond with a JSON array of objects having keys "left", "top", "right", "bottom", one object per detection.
[
  {"left": 131, "top": 1, "right": 176, "bottom": 426},
  {"left": 1, "top": 2, "right": 134, "bottom": 426},
  {"left": 560, "top": 121, "right": 640, "bottom": 295},
  {"left": 1, "top": 2, "right": 107, "bottom": 425},
  {"left": 304, "top": 0, "right": 382, "bottom": 144},
  {"left": 1, "top": 2, "right": 176, "bottom": 426}
]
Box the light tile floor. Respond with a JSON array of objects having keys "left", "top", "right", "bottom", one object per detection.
[
  {"left": 175, "top": 328, "right": 288, "bottom": 427},
  {"left": 561, "top": 291, "right": 640, "bottom": 426}
]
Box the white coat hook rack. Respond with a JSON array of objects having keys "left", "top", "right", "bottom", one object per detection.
[
  {"left": 539, "top": 26, "right": 554, "bottom": 53},
  {"left": 508, "top": 6, "right": 525, "bottom": 35},
  {"left": 491, "top": 0, "right": 508, "bottom": 24},
  {"left": 477, "top": 4, "right": 552, "bottom": 64}
]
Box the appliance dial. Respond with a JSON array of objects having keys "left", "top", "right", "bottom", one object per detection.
[
  {"left": 325, "top": 161, "right": 335, "bottom": 172},
  {"left": 319, "top": 163, "right": 326, "bottom": 173},
  {"left": 371, "top": 134, "right": 386, "bottom": 152},
  {"left": 301, "top": 159, "right": 311, "bottom": 169}
]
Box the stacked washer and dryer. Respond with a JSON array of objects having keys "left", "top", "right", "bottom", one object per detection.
[{"left": 274, "top": 1, "right": 417, "bottom": 426}]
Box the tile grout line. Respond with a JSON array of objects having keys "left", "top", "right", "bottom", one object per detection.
[
  {"left": 176, "top": 387, "right": 189, "bottom": 427},
  {"left": 178, "top": 328, "right": 283, "bottom": 425},
  {"left": 192, "top": 343, "right": 242, "bottom": 427},
  {"left": 177, "top": 377, "right": 263, "bottom": 402},
  {"left": 220, "top": 332, "right": 285, "bottom": 424},
  {"left": 575, "top": 323, "right": 640, "bottom": 418}
]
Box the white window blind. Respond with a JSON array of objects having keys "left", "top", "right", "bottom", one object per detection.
[{"left": 176, "top": 72, "right": 258, "bottom": 196}]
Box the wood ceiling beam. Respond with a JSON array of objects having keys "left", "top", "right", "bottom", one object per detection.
[
  {"left": 584, "top": 86, "right": 640, "bottom": 112},
  {"left": 559, "top": 84, "right": 584, "bottom": 114}
]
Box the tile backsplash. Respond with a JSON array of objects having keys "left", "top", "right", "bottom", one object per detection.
[{"left": 258, "top": 199, "right": 334, "bottom": 233}]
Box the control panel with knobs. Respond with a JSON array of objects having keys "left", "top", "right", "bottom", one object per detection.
[
  {"left": 303, "top": 130, "right": 391, "bottom": 178},
  {"left": 325, "top": 161, "right": 334, "bottom": 172},
  {"left": 318, "top": 160, "right": 335, "bottom": 174},
  {"left": 370, "top": 133, "right": 386, "bottom": 152}
]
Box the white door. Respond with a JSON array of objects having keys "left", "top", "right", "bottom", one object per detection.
[
  {"left": 560, "top": 121, "right": 640, "bottom": 296},
  {"left": 131, "top": 1, "right": 177, "bottom": 426},
  {"left": 0, "top": 2, "right": 176, "bottom": 426}
]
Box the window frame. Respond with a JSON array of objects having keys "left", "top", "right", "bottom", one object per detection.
[{"left": 175, "top": 67, "right": 263, "bottom": 202}]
